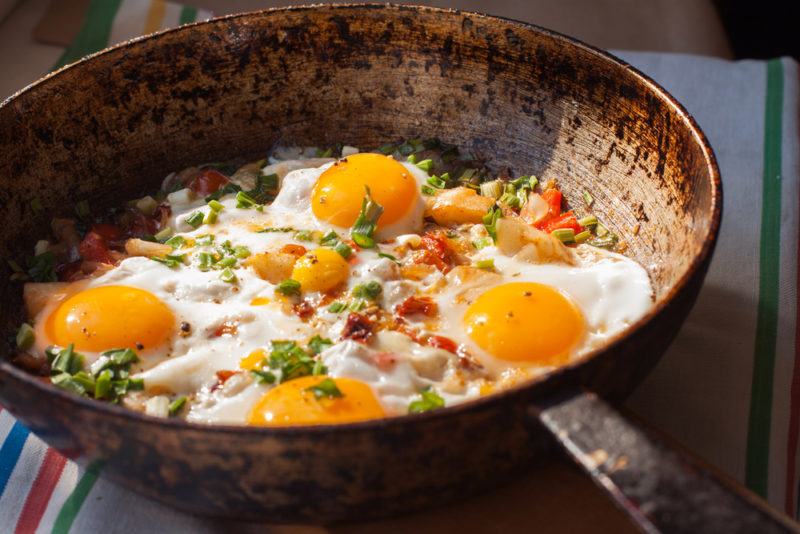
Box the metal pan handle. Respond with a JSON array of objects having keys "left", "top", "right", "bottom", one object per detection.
[{"left": 532, "top": 389, "right": 798, "bottom": 533}]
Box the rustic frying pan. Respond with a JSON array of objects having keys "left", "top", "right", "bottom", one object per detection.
[{"left": 0, "top": 4, "right": 793, "bottom": 532}]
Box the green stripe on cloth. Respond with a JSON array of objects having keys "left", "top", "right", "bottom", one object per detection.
[
  {"left": 179, "top": 5, "right": 198, "bottom": 25},
  {"left": 53, "top": 0, "right": 123, "bottom": 69},
  {"left": 50, "top": 467, "right": 100, "bottom": 534},
  {"left": 746, "top": 58, "right": 785, "bottom": 497}
]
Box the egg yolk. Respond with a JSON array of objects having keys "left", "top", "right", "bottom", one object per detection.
[
  {"left": 463, "top": 282, "right": 585, "bottom": 365},
  {"left": 291, "top": 247, "right": 350, "bottom": 293},
  {"left": 311, "top": 153, "right": 418, "bottom": 228},
  {"left": 247, "top": 376, "right": 386, "bottom": 426},
  {"left": 46, "top": 285, "right": 174, "bottom": 352}
]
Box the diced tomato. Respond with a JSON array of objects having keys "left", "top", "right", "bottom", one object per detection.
[
  {"left": 90, "top": 223, "right": 122, "bottom": 240},
  {"left": 78, "top": 230, "right": 113, "bottom": 264},
  {"left": 541, "top": 189, "right": 562, "bottom": 218},
  {"left": 540, "top": 211, "right": 583, "bottom": 234},
  {"left": 414, "top": 233, "right": 453, "bottom": 273},
  {"left": 211, "top": 370, "right": 236, "bottom": 392},
  {"left": 396, "top": 295, "right": 438, "bottom": 318},
  {"left": 189, "top": 169, "right": 229, "bottom": 196},
  {"left": 426, "top": 335, "right": 458, "bottom": 354}
]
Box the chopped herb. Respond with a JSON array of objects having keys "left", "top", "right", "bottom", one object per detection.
[
  {"left": 51, "top": 344, "right": 83, "bottom": 375},
  {"left": 306, "top": 378, "right": 343, "bottom": 400},
  {"left": 588, "top": 234, "right": 618, "bottom": 249},
  {"left": 75, "top": 200, "right": 91, "bottom": 222},
  {"left": 315, "top": 147, "right": 334, "bottom": 158},
  {"left": 575, "top": 230, "right": 592, "bottom": 244},
  {"left": 308, "top": 335, "right": 333, "bottom": 355},
  {"left": 312, "top": 359, "right": 327, "bottom": 376},
  {"left": 473, "top": 237, "right": 493, "bottom": 250},
  {"left": 247, "top": 173, "right": 278, "bottom": 204},
  {"left": 475, "top": 258, "right": 495, "bottom": 270},
  {"left": 276, "top": 279, "right": 301, "bottom": 296},
  {"left": 482, "top": 205, "right": 502, "bottom": 242},
  {"left": 168, "top": 396, "right": 187, "bottom": 416},
  {"left": 154, "top": 227, "right": 174, "bottom": 242},
  {"left": 427, "top": 175, "right": 446, "bottom": 189},
  {"left": 294, "top": 230, "right": 314, "bottom": 241},
  {"left": 26, "top": 251, "right": 57, "bottom": 282},
  {"left": 319, "top": 231, "right": 339, "bottom": 246},
  {"left": 352, "top": 281, "right": 382, "bottom": 300},
  {"left": 251, "top": 369, "right": 276, "bottom": 384},
  {"left": 552, "top": 228, "right": 576, "bottom": 244},
  {"left": 204, "top": 182, "right": 242, "bottom": 202},
  {"left": 267, "top": 340, "right": 316, "bottom": 382},
  {"left": 327, "top": 301, "right": 346, "bottom": 313},
  {"left": 348, "top": 299, "right": 366, "bottom": 312},
  {"left": 578, "top": 215, "right": 598, "bottom": 228},
  {"left": 377, "top": 252, "right": 399, "bottom": 263},
  {"left": 334, "top": 241, "right": 353, "bottom": 259},
  {"left": 350, "top": 186, "right": 383, "bottom": 249},
  {"left": 377, "top": 143, "right": 396, "bottom": 155},
  {"left": 408, "top": 387, "right": 445, "bottom": 414},
  {"left": 219, "top": 267, "right": 237, "bottom": 283},
  {"left": 94, "top": 369, "right": 112, "bottom": 399},
  {"left": 236, "top": 190, "right": 258, "bottom": 209},
  {"left": 459, "top": 168, "right": 477, "bottom": 183},
  {"left": 195, "top": 234, "right": 215, "bottom": 246},
  {"left": 197, "top": 252, "right": 214, "bottom": 271},
  {"left": 233, "top": 245, "right": 251, "bottom": 259},
  {"left": 185, "top": 211, "right": 204, "bottom": 229},
  {"left": 406, "top": 154, "right": 418, "bottom": 164},
  {"left": 421, "top": 185, "right": 437, "bottom": 196},
  {"left": 150, "top": 254, "right": 186, "bottom": 269},
  {"left": 204, "top": 209, "right": 218, "bottom": 225},
  {"left": 51, "top": 372, "right": 87, "bottom": 395},
  {"left": 16, "top": 323, "right": 35, "bottom": 350},
  {"left": 583, "top": 190, "right": 594, "bottom": 206},
  {"left": 416, "top": 159, "right": 434, "bottom": 173},
  {"left": 480, "top": 180, "right": 502, "bottom": 199},
  {"left": 257, "top": 226, "right": 294, "bottom": 233}
]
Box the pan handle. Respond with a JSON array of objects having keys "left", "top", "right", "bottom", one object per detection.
[{"left": 531, "top": 389, "right": 798, "bottom": 533}]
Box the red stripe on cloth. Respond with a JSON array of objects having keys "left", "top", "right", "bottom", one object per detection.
[{"left": 14, "top": 448, "right": 67, "bottom": 534}]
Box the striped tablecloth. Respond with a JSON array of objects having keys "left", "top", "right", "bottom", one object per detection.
[{"left": 1, "top": 1, "right": 799, "bottom": 531}]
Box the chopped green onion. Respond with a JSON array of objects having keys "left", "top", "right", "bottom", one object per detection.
[
  {"left": 204, "top": 209, "right": 218, "bottom": 225},
  {"left": 51, "top": 372, "right": 87, "bottom": 395},
  {"left": 219, "top": 267, "right": 237, "bottom": 283},
  {"left": 473, "top": 237, "right": 493, "bottom": 250},
  {"left": 578, "top": 215, "right": 598, "bottom": 228},
  {"left": 352, "top": 281, "right": 382, "bottom": 300},
  {"left": 408, "top": 387, "right": 445, "bottom": 414},
  {"left": 16, "top": 323, "right": 35, "bottom": 350},
  {"left": 257, "top": 226, "right": 293, "bottom": 233},
  {"left": 216, "top": 257, "right": 236, "bottom": 268},
  {"left": 306, "top": 378, "right": 343, "bottom": 400},
  {"left": 136, "top": 196, "right": 158, "bottom": 216},
  {"left": 416, "top": 159, "right": 434, "bottom": 173},
  {"left": 480, "top": 180, "right": 502, "bottom": 199},
  {"left": 197, "top": 252, "right": 214, "bottom": 271},
  {"left": 475, "top": 258, "right": 495, "bottom": 270},
  {"left": 75, "top": 200, "right": 91, "bottom": 222},
  {"left": 207, "top": 199, "right": 224, "bottom": 212},
  {"left": 482, "top": 205, "right": 502, "bottom": 242},
  {"left": 588, "top": 234, "right": 618, "bottom": 249},
  {"left": 320, "top": 231, "right": 339, "bottom": 246},
  {"left": 154, "top": 227, "right": 174, "bottom": 242},
  {"left": 459, "top": 168, "right": 477, "bottom": 183},
  {"left": 308, "top": 335, "right": 333, "bottom": 355},
  {"left": 276, "top": 279, "right": 301, "bottom": 296},
  {"left": 378, "top": 252, "right": 399, "bottom": 263},
  {"left": 205, "top": 183, "right": 242, "bottom": 202},
  {"left": 259, "top": 173, "right": 279, "bottom": 190},
  {"left": 406, "top": 154, "right": 418, "bottom": 164},
  {"left": 150, "top": 254, "right": 186, "bottom": 269},
  {"left": 233, "top": 246, "right": 251, "bottom": 259},
  {"left": 427, "top": 175, "right": 446, "bottom": 189},
  {"left": 378, "top": 143, "right": 396, "bottom": 155},
  {"left": 51, "top": 344, "right": 83, "bottom": 375},
  {"left": 94, "top": 369, "right": 112, "bottom": 399},
  {"left": 236, "top": 190, "right": 257, "bottom": 209},
  {"left": 312, "top": 359, "right": 327, "bottom": 376},
  {"left": 575, "top": 230, "right": 592, "bottom": 244},
  {"left": 327, "top": 301, "right": 346, "bottom": 313},
  {"left": 350, "top": 186, "right": 383, "bottom": 249},
  {"left": 315, "top": 147, "right": 334, "bottom": 158},
  {"left": 251, "top": 369, "right": 276, "bottom": 384},
  {"left": 552, "top": 228, "right": 576, "bottom": 244},
  {"left": 499, "top": 191, "right": 521, "bottom": 209},
  {"left": 128, "top": 378, "right": 145, "bottom": 391},
  {"left": 294, "top": 230, "right": 314, "bottom": 241},
  {"left": 195, "top": 234, "right": 215, "bottom": 246},
  {"left": 583, "top": 191, "right": 594, "bottom": 206},
  {"left": 168, "top": 396, "right": 187, "bottom": 416},
  {"left": 421, "top": 185, "right": 437, "bottom": 196},
  {"left": 185, "top": 211, "right": 204, "bottom": 229},
  {"left": 348, "top": 299, "right": 366, "bottom": 312},
  {"left": 596, "top": 223, "right": 609, "bottom": 237},
  {"left": 334, "top": 241, "right": 353, "bottom": 259}
]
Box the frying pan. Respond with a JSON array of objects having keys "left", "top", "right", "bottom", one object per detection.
[{"left": 0, "top": 4, "right": 792, "bottom": 532}]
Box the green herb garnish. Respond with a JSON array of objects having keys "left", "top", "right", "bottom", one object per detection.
[
  {"left": 350, "top": 186, "right": 383, "bottom": 249},
  {"left": 408, "top": 387, "right": 445, "bottom": 414},
  {"left": 185, "top": 211, "right": 204, "bottom": 229},
  {"left": 482, "top": 205, "right": 502, "bottom": 243},
  {"left": 276, "top": 279, "right": 301, "bottom": 296},
  {"left": 168, "top": 396, "right": 187, "bottom": 416},
  {"left": 150, "top": 254, "right": 186, "bottom": 269},
  {"left": 327, "top": 301, "right": 346, "bottom": 313},
  {"left": 306, "top": 378, "right": 343, "bottom": 400},
  {"left": 16, "top": 323, "right": 35, "bottom": 350},
  {"left": 334, "top": 241, "right": 353, "bottom": 259},
  {"left": 551, "top": 228, "right": 576, "bottom": 244},
  {"left": 475, "top": 258, "right": 495, "bottom": 270},
  {"left": 377, "top": 252, "right": 399, "bottom": 263},
  {"left": 308, "top": 335, "right": 333, "bottom": 355},
  {"left": 352, "top": 281, "right": 382, "bottom": 300}
]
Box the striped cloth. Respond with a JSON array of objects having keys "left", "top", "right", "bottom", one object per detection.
[{"left": 1, "top": 1, "right": 800, "bottom": 530}]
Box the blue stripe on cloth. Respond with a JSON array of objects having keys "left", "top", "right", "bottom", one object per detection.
[{"left": 0, "top": 422, "right": 30, "bottom": 497}]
